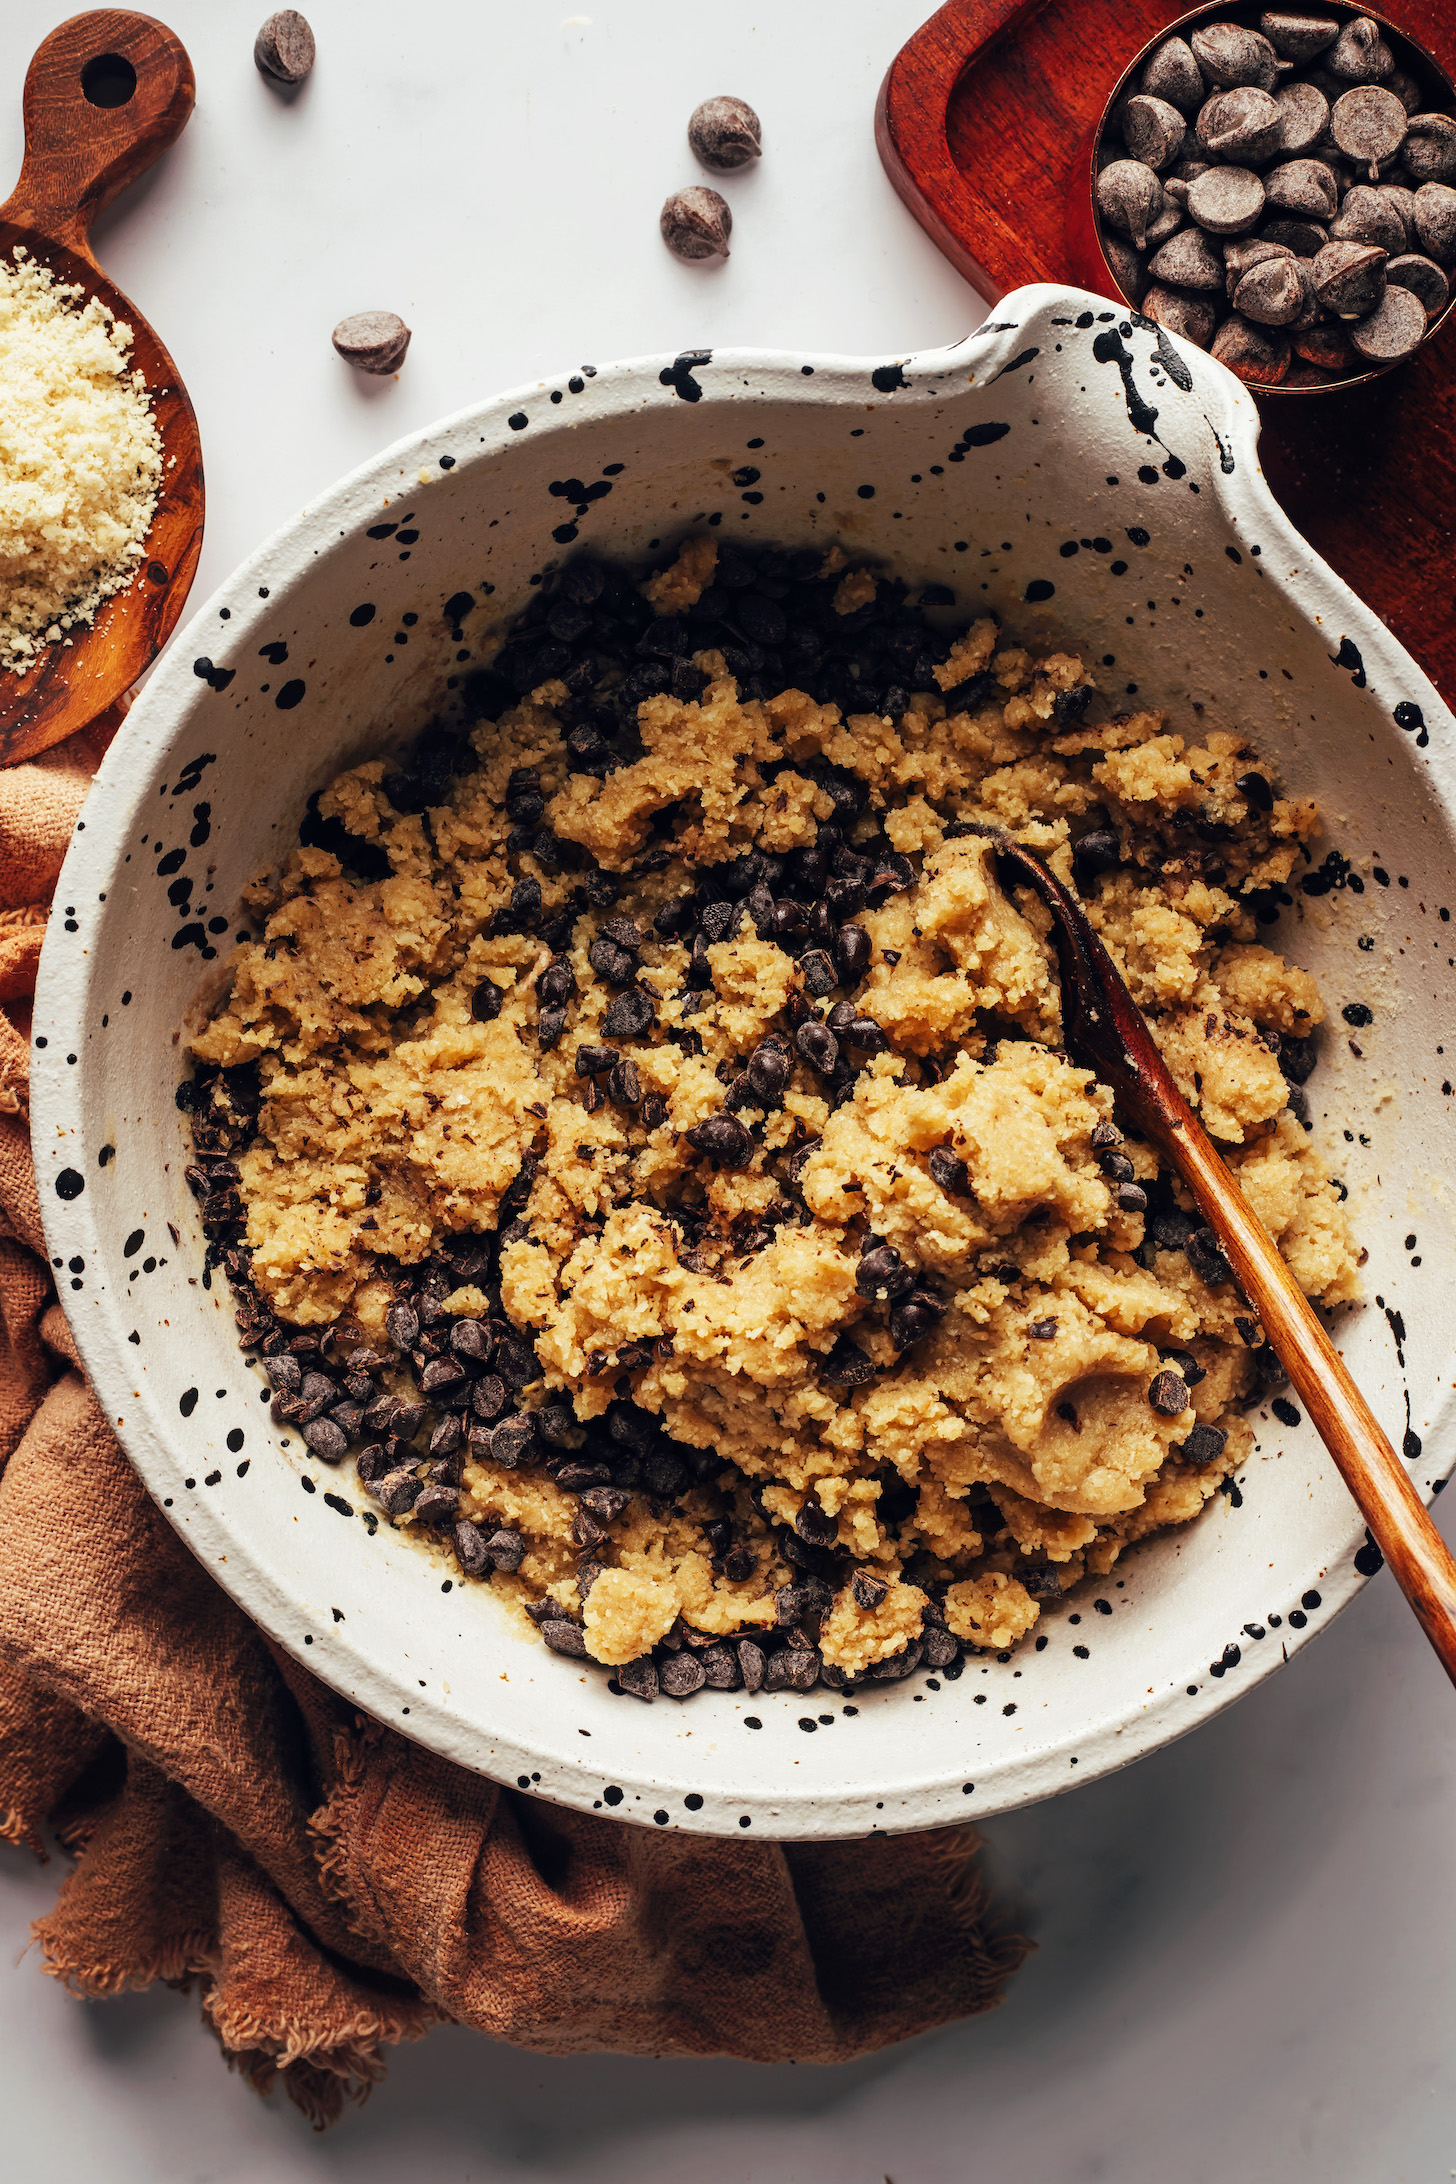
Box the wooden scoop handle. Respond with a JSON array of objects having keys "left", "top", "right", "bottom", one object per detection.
[
  {"left": 1169, "top": 1107, "right": 1456, "bottom": 1689},
  {"left": 0, "top": 11, "right": 194, "bottom": 265}
]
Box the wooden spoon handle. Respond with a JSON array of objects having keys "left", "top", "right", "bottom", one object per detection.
[
  {"left": 0, "top": 11, "right": 195, "bottom": 264},
  {"left": 992, "top": 833, "right": 1456, "bottom": 1691},
  {"left": 1170, "top": 1113, "right": 1456, "bottom": 1688}
]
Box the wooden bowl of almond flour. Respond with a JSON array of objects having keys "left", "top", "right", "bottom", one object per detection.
[
  {"left": 30, "top": 294, "right": 1456, "bottom": 1839},
  {"left": 0, "top": 12, "right": 202, "bottom": 764}
]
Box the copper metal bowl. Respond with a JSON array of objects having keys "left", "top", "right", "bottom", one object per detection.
[{"left": 1083, "top": 1, "right": 1456, "bottom": 394}]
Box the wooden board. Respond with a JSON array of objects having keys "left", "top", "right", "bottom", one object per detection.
[
  {"left": 877, "top": 0, "right": 1456, "bottom": 702},
  {"left": 0, "top": 12, "right": 202, "bottom": 766}
]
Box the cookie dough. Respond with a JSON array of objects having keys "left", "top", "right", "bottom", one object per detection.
[{"left": 187, "top": 536, "right": 1358, "bottom": 1695}]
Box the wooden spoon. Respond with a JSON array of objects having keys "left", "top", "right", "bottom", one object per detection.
[
  {"left": 992, "top": 833, "right": 1456, "bottom": 1690},
  {"left": 0, "top": 10, "right": 202, "bottom": 766}
]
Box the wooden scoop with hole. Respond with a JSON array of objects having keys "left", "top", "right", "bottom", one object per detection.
[
  {"left": 0, "top": 11, "right": 202, "bottom": 765},
  {"left": 991, "top": 833, "right": 1456, "bottom": 1690}
]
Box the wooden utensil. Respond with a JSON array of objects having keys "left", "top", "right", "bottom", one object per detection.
[
  {"left": 991, "top": 833, "right": 1456, "bottom": 1690},
  {"left": 0, "top": 10, "right": 202, "bottom": 767},
  {"left": 874, "top": 0, "right": 1456, "bottom": 704}
]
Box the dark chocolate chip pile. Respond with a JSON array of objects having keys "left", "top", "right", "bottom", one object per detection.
[{"left": 1096, "top": 7, "right": 1455, "bottom": 385}]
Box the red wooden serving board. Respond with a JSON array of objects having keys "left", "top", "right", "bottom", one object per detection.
[{"left": 877, "top": 0, "right": 1456, "bottom": 702}]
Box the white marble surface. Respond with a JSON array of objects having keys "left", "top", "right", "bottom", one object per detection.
[{"left": 3, "top": 2, "right": 1455, "bottom": 2177}]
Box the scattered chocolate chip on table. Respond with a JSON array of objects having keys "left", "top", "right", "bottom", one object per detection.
[
  {"left": 688, "top": 94, "right": 762, "bottom": 170},
  {"left": 331, "top": 310, "right": 412, "bottom": 374},
  {"left": 254, "top": 9, "right": 315, "bottom": 85},
  {"left": 660, "top": 185, "right": 733, "bottom": 261}
]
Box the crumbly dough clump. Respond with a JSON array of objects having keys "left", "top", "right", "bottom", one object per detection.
[
  {"left": 189, "top": 537, "right": 1358, "bottom": 1692},
  {"left": 0, "top": 248, "right": 162, "bottom": 673}
]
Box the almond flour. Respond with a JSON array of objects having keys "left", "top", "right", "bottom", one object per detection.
[{"left": 0, "top": 246, "right": 162, "bottom": 675}]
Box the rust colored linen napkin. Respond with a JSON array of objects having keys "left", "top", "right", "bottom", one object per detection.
[{"left": 0, "top": 721, "right": 1027, "bottom": 2124}]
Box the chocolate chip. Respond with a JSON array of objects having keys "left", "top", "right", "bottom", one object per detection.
[
  {"left": 928, "top": 1145, "right": 969, "bottom": 1193},
  {"left": 764, "top": 1647, "right": 820, "bottom": 1692},
  {"left": 688, "top": 93, "right": 762, "bottom": 171},
  {"left": 1179, "top": 1422, "right": 1229, "bottom": 1462},
  {"left": 454, "top": 1520, "right": 492, "bottom": 1577},
  {"left": 1098, "top": 159, "right": 1167, "bottom": 250},
  {"left": 1148, "top": 225, "right": 1227, "bottom": 290},
  {"left": 415, "top": 1480, "right": 459, "bottom": 1525},
  {"left": 369, "top": 1467, "right": 422, "bottom": 1515},
  {"left": 819, "top": 1338, "right": 877, "bottom": 1386},
  {"left": 619, "top": 1655, "right": 660, "bottom": 1701},
  {"left": 1274, "top": 79, "right": 1331, "bottom": 157},
  {"left": 603, "top": 987, "right": 656, "bottom": 1039},
  {"left": 1331, "top": 182, "right": 1409, "bottom": 253},
  {"left": 390, "top": 1399, "right": 428, "bottom": 1439},
  {"left": 1265, "top": 156, "right": 1340, "bottom": 219},
  {"left": 1029, "top": 1317, "right": 1058, "bottom": 1339},
  {"left": 1414, "top": 182, "right": 1456, "bottom": 267},
  {"left": 797, "top": 947, "right": 838, "bottom": 997},
  {"left": 659, "top": 1651, "right": 707, "bottom": 1698},
  {"left": 449, "top": 1320, "right": 492, "bottom": 1365},
  {"left": 1327, "top": 16, "right": 1395, "bottom": 84},
  {"left": 1124, "top": 93, "right": 1188, "bottom": 170},
  {"left": 557, "top": 1460, "right": 612, "bottom": 1491},
  {"left": 608, "top": 1058, "right": 643, "bottom": 1107},
  {"left": 1349, "top": 282, "right": 1427, "bottom": 357},
  {"left": 1404, "top": 113, "right": 1456, "bottom": 185},
  {"left": 1117, "top": 1182, "right": 1149, "bottom": 1212},
  {"left": 747, "top": 1040, "right": 792, "bottom": 1102},
  {"left": 1211, "top": 314, "right": 1291, "bottom": 382},
  {"left": 834, "top": 923, "right": 872, "bottom": 979},
  {"left": 386, "top": 1299, "right": 419, "bottom": 1349},
  {"left": 1329, "top": 84, "right": 1406, "bottom": 180},
  {"left": 421, "top": 1355, "right": 467, "bottom": 1394},
  {"left": 889, "top": 1288, "right": 948, "bottom": 1351},
  {"left": 795, "top": 1495, "right": 839, "bottom": 1546},
  {"left": 429, "top": 1412, "right": 463, "bottom": 1460},
  {"left": 922, "top": 1624, "right": 960, "bottom": 1668},
  {"left": 1261, "top": 12, "right": 1340, "bottom": 66},
  {"left": 1193, "top": 21, "right": 1279, "bottom": 88},
  {"left": 265, "top": 1353, "right": 302, "bottom": 1395},
  {"left": 1143, "top": 288, "right": 1219, "bottom": 347},
  {"left": 1141, "top": 34, "right": 1205, "bottom": 112},
  {"left": 871, "top": 1641, "right": 924, "bottom": 1681},
  {"left": 795, "top": 1021, "right": 840, "bottom": 1077},
  {"left": 1189, "top": 166, "right": 1267, "bottom": 234},
  {"left": 332, "top": 311, "right": 411, "bottom": 376},
  {"left": 255, "top": 9, "right": 315, "bottom": 84},
  {"left": 575, "top": 1042, "right": 619, "bottom": 1084},
  {"left": 856, "top": 1245, "right": 914, "bottom": 1301},
  {"left": 1186, "top": 1225, "right": 1235, "bottom": 1286},
  {"left": 1197, "top": 87, "right": 1283, "bottom": 163},
  {"left": 535, "top": 1404, "right": 576, "bottom": 1447},
  {"left": 490, "top": 1415, "right": 538, "bottom": 1467},
  {"left": 588, "top": 938, "right": 636, "bottom": 985},
  {"left": 851, "top": 1568, "right": 888, "bottom": 1609},
  {"left": 701, "top": 1642, "right": 742, "bottom": 1689},
  {"left": 296, "top": 1372, "right": 337, "bottom": 1422},
  {"left": 737, "top": 1637, "right": 767, "bottom": 1692},
  {"left": 302, "top": 1416, "right": 348, "bottom": 1460},
  {"left": 540, "top": 1620, "right": 589, "bottom": 1658},
  {"left": 686, "top": 1113, "right": 753, "bottom": 1167},
  {"left": 1149, "top": 1368, "right": 1191, "bottom": 1416},
  {"left": 1386, "top": 252, "right": 1450, "bottom": 312}
]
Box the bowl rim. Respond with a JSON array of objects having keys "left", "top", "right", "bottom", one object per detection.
[
  {"left": 1086, "top": 0, "right": 1456, "bottom": 396},
  {"left": 31, "top": 287, "right": 1456, "bottom": 1835}
]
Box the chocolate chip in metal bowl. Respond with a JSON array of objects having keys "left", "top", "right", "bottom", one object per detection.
[{"left": 1086, "top": 3, "right": 1456, "bottom": 391}]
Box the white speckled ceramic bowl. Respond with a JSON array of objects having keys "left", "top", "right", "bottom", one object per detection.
[{"left": 33, "top": 286, "right": 1456, "bottom": 1839}]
